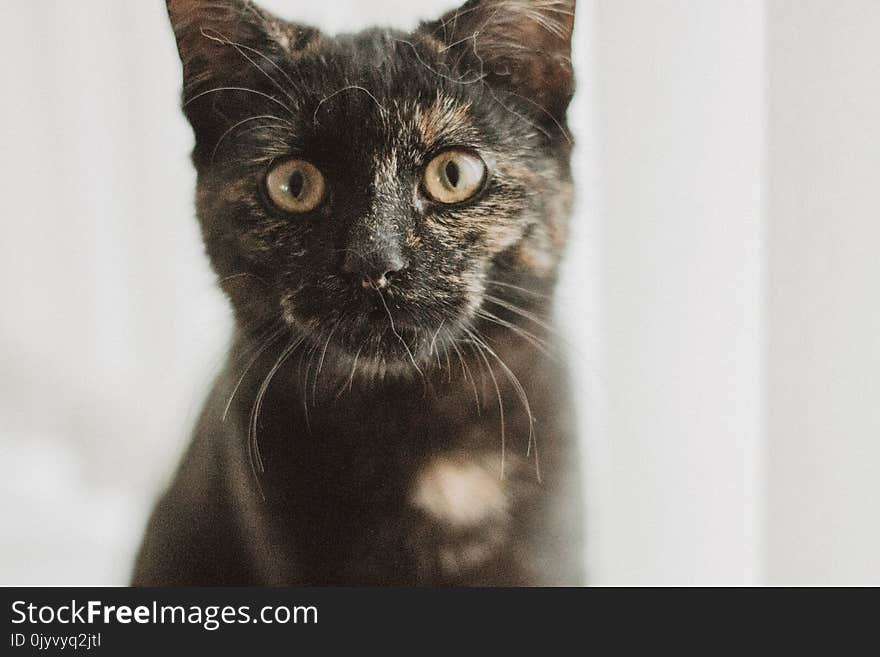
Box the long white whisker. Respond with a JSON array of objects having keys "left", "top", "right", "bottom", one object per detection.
[
  {"left": 210, "top": 114, "right": 291, "bottom": 162},
  {"left": 429, "top": 319, "right": 446, "bottom": 367},
  {"left": 372, "top": 283, "right": 423, "bottom": 378},
  {"left": 463, "top": 331, "right": 506, "bottom": 478},
  {"left": 183, "top": 86, "right": 293, "bottom": 116},
  {"left": 485, "top": 279, "right": 552, "bottom": 300},
  {"left": 248, "top": 337, "right": 305, "bottom": 497},
  {"left": 483, "top": 294, "right": 557, "bottom": 334},
  {"left": 450, "top": 337, "right": 480, "bottom": 409},
  {"left": 313, "top": 319, "right": 342, "bottom": 401},
  {"left": 476, "top": 309, "right": 557, "bottom": 360},
  {"left": 223, "top": 328, "right": 285, "bottom": 422},
  {"left": 199, "top": 27, "right": 301, "bottom": 97},
  {"left": 314, "top": 85, "right": 389, "bottom": 124},
  {"left": 467, "top": 327, "right": 541, "bottom": 482},
  {"left": 336, "top": 340, "right": 366, "bottom": 398}
]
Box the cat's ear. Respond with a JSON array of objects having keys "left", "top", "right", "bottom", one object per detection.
[
  {"left": 165, "top": 0, "right": 317, "bottom": 159},
  {"left": 419, "top": 0, "right": 576, "bottom": 130}
]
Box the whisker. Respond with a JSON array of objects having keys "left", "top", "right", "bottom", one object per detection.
[
  {"left": 463, "top": 331, "right": 506, "bottom": 478},
  {"left": 336, "top": 340, "right": 366, "bottom": 398},
  {"left": 475, "top": 309, "right": 557, "bottom": 360},
  {"left": 217, "top": 272, "right": 273, "bottom": 288},
  {"left": 450, "top": 337, "right": 480, "bottom": 409},
  {"left": 199, "top": 27, "right": 301, "bottom": 98},
  {"left": 485, "top": 278, "right": 552, "bottom": 300},
  {"left": 490, "top": 88, "right": 572, "bottom": 145},
  {"left": 297, "top": 346, "right": 313, "bottom": 434},
  {"left": 371, "top": 282, "right": 423, "bottom": 378},
  {"left": 183, "top": 86, "right": 294, "bottom": 116},
  {"left": 429, "top": 319, "right": 446, "bottom": 367},
  {"left": 303, "top": 331, "right": 324, "bottom": 407},
  {"left": 394, "top": 38, "right": 487, "bottom": 85},
  {"left": 222, "top": 327, "right": 285, "bottom": 422},
  {"left": 210, "top": 114, "right": 292, "bottom": 162},
  {"left": 313, "top": 85, "right": 389, "bottom": 125},
  {"left": 466, "top": 326, "right": 541, "bottom": 482},
  {"left": 248, "top": 336, "right": 305, "bottom": 497},
  {"left": 313, "top": 319, "right": 342, "bottom": 401},
  {"left": 483, "top": 293, "right": 557, "bottom": 334}
]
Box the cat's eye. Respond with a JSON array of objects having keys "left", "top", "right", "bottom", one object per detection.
[
  {"left": 422, "top": 150, "right": 487, "bottom": 205},
  {"left": 265, "top": 159, "right": 325, "bottom": 213}
]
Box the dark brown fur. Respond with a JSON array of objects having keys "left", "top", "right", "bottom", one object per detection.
[{"left": 133, "top": 0, "right": 582, "bottom": 586}]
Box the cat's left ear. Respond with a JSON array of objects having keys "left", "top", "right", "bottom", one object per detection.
[
  {"left": 165, "top": 0, "right": 318, "bottom": 159},
  {"left": 166, "top": 0, "right": 315, "bottom": 94},
  {"left": 419, "top": 0, "right": 576, "bottom": 130}
]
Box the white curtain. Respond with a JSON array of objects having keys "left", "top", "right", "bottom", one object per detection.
[{"left": 1, "top": 0, "right": 878, "bottom": 585}]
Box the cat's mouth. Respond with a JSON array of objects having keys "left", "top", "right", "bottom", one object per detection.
[
  {"left": 273, "top": 264, "right": 494, "bottom": 380},
  {"left": 321, "top": 317, "right": 448, "bottom": 379},
  {"left": 280, "top": 289, "right": 468, "bottom": 377},
  {"left": 337, "top": 308, "right": 446, "bottom": 364}
]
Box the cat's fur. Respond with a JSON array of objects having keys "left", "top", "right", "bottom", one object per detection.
[{"left": 133, "top": 0, "right": 583, "bottom": 586}]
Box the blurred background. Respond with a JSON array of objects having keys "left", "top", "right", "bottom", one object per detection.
[{"left": 1, "top": 0, "right": 878, "bottom": 585}]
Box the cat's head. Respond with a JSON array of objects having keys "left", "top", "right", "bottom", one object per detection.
[{"left": 167, "top": 0, "right": 576, "bottom": 377}]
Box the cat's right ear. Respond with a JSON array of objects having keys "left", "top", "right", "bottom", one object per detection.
[
  {"left": 165, "top": 0, "right": 317, "bottom": 160},
  {"left": 418, "top": 0, "right": 576, "bottom": 139}
]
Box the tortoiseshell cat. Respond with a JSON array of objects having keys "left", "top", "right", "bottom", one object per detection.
[{"left": 133, "top": 0, "right": 582, "bottom": 586}]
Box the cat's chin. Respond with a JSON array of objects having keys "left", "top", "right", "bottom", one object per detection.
[
  {"left": 328, "top": 324, "right": 443, "bottom": 380},
  {"left": 335, "top": 351, "right": 430, "bottom": 381},
  {"left": 286, "top": 314, "right": 463, "bottom": 383}
]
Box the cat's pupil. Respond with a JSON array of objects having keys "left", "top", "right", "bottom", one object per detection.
[
  {"left": 445, "top": 161, "right": 460, "bottom": 188},
  {"left": 288, "top": 170, "right": 305, "bottom": 198}
]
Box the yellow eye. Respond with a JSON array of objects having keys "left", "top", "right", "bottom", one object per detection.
[
  {"left": 265, "top": 159, "right": 325, "bottom": 213},
  {"left": 422, "top": 150, "right": 487, "bottom": 204}
]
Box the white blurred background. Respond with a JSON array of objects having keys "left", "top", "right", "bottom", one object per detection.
[{"left": 1, "top": 0, "right": 878, "bottom": 586}]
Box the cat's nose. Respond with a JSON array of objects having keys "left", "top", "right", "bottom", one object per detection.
[{"left": 342, "top": 247, "right": 407, "bottom": 290}]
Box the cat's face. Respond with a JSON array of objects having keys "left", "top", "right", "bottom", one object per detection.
[{"left": 168, "top": 0, "right": 576, "bottom": 376}]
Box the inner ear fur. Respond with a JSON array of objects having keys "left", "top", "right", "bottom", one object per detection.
[
  {"left": 419, "top": 0, "right": 576, "bottom": 130},
  {"left": 165, "top": 0, "right": 318, "bottom": 159}
]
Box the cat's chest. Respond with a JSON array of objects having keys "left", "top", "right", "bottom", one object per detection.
[
  {"left": 256, "top": 387, "right": 541, "bottom": 582},
  {"left": 410, "top": 453, "right": 508, "bottom": 528},
  {"left": 276, "top": 441, "right": 535, "bottom": 583},
  {"left": 406, "top": 451, "right": 518, "bottom": 579}
]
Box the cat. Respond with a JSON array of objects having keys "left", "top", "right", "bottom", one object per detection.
[{"left": 133, "top": 0, "right": 583, "bottom": 586}]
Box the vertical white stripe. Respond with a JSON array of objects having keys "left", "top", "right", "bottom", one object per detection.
[
  {"left": 585, "top": 0, "right": 765, "bottom": 584},
  {"left": 763, "top": 0, "right": 880, "bottom": 585}
]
